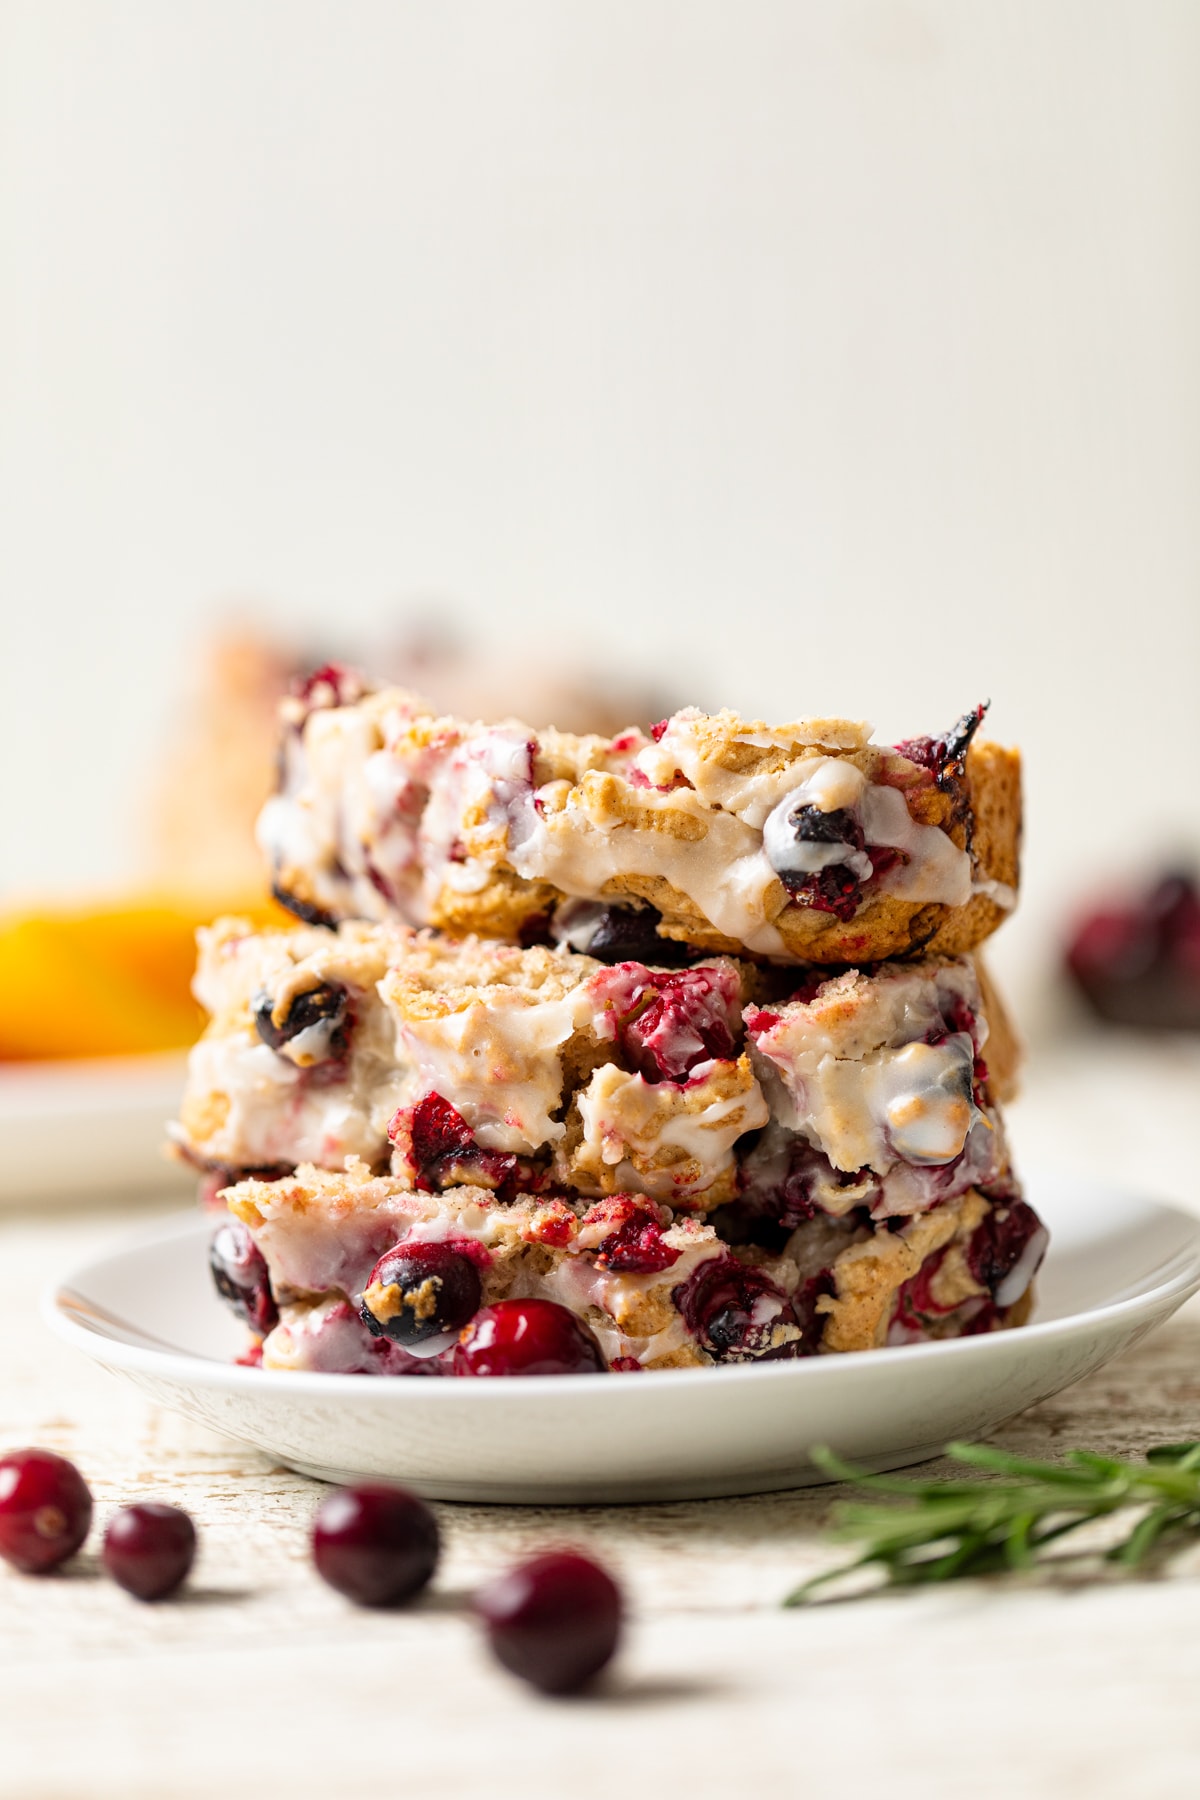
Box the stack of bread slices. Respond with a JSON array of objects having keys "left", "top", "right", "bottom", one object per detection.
[{"left": 174, "top": 669, "right": 1045, "bottom": 1377}]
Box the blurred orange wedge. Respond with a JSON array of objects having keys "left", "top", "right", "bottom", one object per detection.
[{"left": 0, "top": 893, "right": 293, "bottom": 1060}]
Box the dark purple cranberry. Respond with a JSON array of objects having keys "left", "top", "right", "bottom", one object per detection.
[
  {"left": 102, "top": 1503, "right": 196, "bottom": 1600},
  {"left": 734, "top": 1129, "right": 876, "bottom": 1236},
  {"left": 210, "top": 1218, "right": 279, "bottom": 1336},
  {"left": 269, "top": 882, "right": 340, "bottom": 930},
  {"left": 895, "top": 702, "right": 989, "bottom": 788},
  {"left": 360, "top": 1240, "right": 483, "bottom": 1345},
  {"left": 0, "top": 1449, "right": 93, "bottom": 1574},
  {"left": 966, "top": 1199, "right": 1049, "bottom": 1304},
  {"left": 474, "top": 1551, "right": 623, "bottom": 1694},
  {"left": 312, "top": 1483, "right": 439, "bottom": 1606},
  {"left": 790, "top": 804, "right": 865, "bottom": 851},
  {"left": 454, "top": 1301, "right": 607, "bottom": 1377},
  {"left": 396, "top": 1093, "right": 532, "bottom": 1197},
  {"left": 674, "top": 1256, "right": 798, "bottom": 1360},
  {"left": 575, "top": 903, "right": 692, "bottom": 968},
  {"left": 253, "top": 981, "right": 349, "bottom": 1061},
  {"left": 781, "top": 863, "right": 864, "bottom": 922}
]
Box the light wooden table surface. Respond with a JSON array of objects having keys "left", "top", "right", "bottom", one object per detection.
[{"left": 4, "top": 1039, "right": 1200, "bottom": 1800}]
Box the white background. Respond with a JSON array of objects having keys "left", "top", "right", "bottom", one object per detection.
[{"left": 3, "top": 0, "right": 1198, "bottom": 1023}]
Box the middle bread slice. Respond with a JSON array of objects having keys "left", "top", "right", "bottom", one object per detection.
[{"left": 175, "top": 917, "right": 1019, "bottom": 1226}]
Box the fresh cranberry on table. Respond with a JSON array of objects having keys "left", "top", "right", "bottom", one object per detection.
[
  {"left": 102, "top": 1503, "right": 196, "bottom": 1601},
  {"left": 1066, "top": 871, "right": 1200, "bottom": 1029},
  {"left": 0, "top": 1449, "right": 93, "bottom": 1574},
  {"left": 453, "top": 1300, "right": 607, "bottom": 1377},
  {"left": 312, "top": 1483, "right": 440, "bottom": 1606},
  {"left": 360, "top": 1240, "right": 483, "bottom": 1345},
  {"left": 474, "top": 1550, "right": 623, "bottom": 1694}
]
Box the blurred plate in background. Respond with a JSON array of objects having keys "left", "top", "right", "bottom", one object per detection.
[{"left": 0, "top": 1053, "right": 193, "bottom": 1206}]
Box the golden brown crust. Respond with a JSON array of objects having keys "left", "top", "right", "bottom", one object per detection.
[
  {"left": 974, "top": 952, "right": 1023, "bottom": 1104},
  {"left": 818, "top": 1189, "right": 990, "bottom": 1353}
]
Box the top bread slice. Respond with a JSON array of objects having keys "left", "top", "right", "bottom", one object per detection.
[{"left": 258, "top": 670, "right": 1020, "bottom": 965}]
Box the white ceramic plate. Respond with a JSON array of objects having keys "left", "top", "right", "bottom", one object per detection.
[
  {"left": 45, "top": 1170, "right": 1200, "bottom": 1503},
  {"left": 0, "top": 1053, "right": 194, "bottom": 1205}
]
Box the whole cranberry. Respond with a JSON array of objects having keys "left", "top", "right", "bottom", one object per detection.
[
  {"left": 312, "top": 1483, "right": 439, "bottom": 1606},
  {"left": 0, "top": 1449, "right": 93, "bottom": 1574},
  {"left": 453, "top": 1300, "right": 607, "bottom": 1377},
  {"left": 475, "top": 1551, "right": 623, "bottom": 1693},
  {"left": 210, "top": 1218, "right": 278, "bottom": 1336},
  {"left": 102, "top": 1503, "right": 196, "bottom": 1601},
  {"left": 360, "top": 1240, "right": 482, "bottom": 1345}
]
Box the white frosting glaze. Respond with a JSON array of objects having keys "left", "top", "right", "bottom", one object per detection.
[
  {"left": 762, "top": 760, "right": 873, "bottom": 882},
  {"left": 747, "top": 962, "right": 986, "bottom": 1176},
  {"left": 390, "top": 988, "right": 593, "bottom": 1155},
  {"left": 261, "top": 693, "right": 1004, "bottom": 945},
  {"left": 572, "top": 1062, "right": 769, "bottom": 1199},
  {"left": 185, "top": 1032, "right": 409, "bottom": 1172}
]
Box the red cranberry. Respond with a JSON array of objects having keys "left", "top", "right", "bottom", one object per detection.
[
  {"left": 102, "top": 1503, "right": 196, "bottom": 1601},
  {"left": 591, "top": 963, "right": 740, "bottom": 1083},
  {"left": 360, "top": 1240, "right": 483, "bottom": 1345},
  {"left": 894, "top": 702, "right": 988, "bottom": 787},
  {"left": 312, "top": 1483, "right": 439, "bottom": 1606},
  {"left": 0, "top": 1449, "right": 93, "bottom": 1574},
  {"left": 593, "top": 1200, "right": 680, "bottom": 1274},
  {"left": 454, "top": 1300, "right": 607, "bottom": 1377},
  {"left": 966, "top": 1199, "right": 1049, "bottom": 1305},
  {"left": 394, "top": 1092, "right": 532, "bottom": 1197},
  {"left": 210, "top": 1218, "right": 279, "bottom": 1337},
  {"left": 475, "top": 1550, "right": 623, "bottom": 1694}
]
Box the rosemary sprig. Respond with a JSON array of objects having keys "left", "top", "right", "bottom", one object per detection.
[{"left": 784, "top": 1440, "right": 1200, "bottom": 1605}]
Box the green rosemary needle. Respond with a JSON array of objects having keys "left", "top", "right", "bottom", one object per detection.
[{"left": 783, "top": 1440, "right": 1200, "bottom": 1605}]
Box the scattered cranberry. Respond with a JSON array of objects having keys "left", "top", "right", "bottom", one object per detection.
[
  {"left": 312, "top": 1483, "right": 439, "bottom": 1606},
  {"left": 361, "top": 1240, "right": 483, "bottom": 1345},
  {"left": 454, "top": 1300, "right": 607, "bottom": 1377},
  {"left": 210, "top": 1218, "right": 279, "bottom": 1336},
  {"left": 0, "top": 1449, "right": 93, "bottom": 1574},
  {"left": 1067, "top": 871, "right": 1200, "bottom": 1029},
  {"left": 102, "top": 1503, "right": 196, "bottom": 1601},
  {"left": 475, "top": 1551, "right": 623, "bottom": 1694}
]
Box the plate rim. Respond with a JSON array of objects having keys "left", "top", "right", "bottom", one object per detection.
[{"left": 42, "top": 1178, "right": 1200, "bottom": 1403}]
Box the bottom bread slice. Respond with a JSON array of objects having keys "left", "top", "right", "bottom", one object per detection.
[{"left": 216, "top": 1161, "right": 1047, "bottom": 1373}]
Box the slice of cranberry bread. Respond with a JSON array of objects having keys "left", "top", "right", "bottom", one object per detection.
[
  {"left": 214, "top": 1161, "right": 1046, "bottom": 1372},
  {"left": 175, "top": 922, "right": 1019, "bottom": 1222},
  {"left": 257, "top": 673, "right": 1020, "bottom": 963}
]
